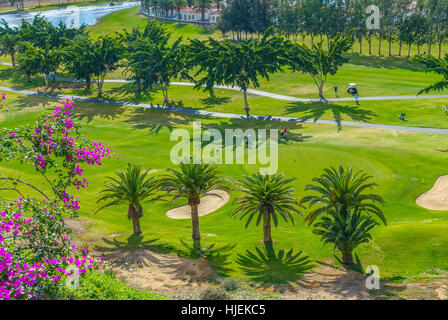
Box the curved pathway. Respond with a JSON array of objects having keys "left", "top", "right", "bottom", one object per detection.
[
  {"left": 2, "top": 85, "right": 448, "bottom": 135},
  {"left": 1, "top": 61, "right": 448, "bottom": 102}
]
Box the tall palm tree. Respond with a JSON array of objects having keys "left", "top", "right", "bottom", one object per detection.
[
  {"left": 96, "top": 163, "right": 160, "bottom": 235},
  {"left": 313, "top": 206, "right": 379, "bottom": 265},
  {"left": 0, "top": 33, "right": 20, "bottom": 67},
  {"left": 161, "top": 161, "right": 228, "bottom": 251},
  {"left": 300, "top": 166, "right": 386, "bottom": 226},
  {"left": 231, "top": 173, "right": 301, "bottom": 246}
]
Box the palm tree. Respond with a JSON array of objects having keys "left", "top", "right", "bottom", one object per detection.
[
  {"left": 231, "top": 173, "right": 301, "bottom": 246},
  {"left": 0, "top": 33, "right": 20, "bottom": 67},
  {"left": 161, "top": 161, "right": 228, "bottom": 251},
  {"left": 300, "top": 166, "right": 386, "bottom": 226},
  {"left": 96, "top": 163, "right": 160, "bottom": 235},
  {"left": 312, "top": 206, "right": 379, "bottom": 265}
]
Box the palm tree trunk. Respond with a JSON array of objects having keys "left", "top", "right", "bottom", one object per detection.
[
  {"left": 131, "top": 215, "right": 142, "bottom": 235},
  {"left": 128, "top": 204, "right": 142, "bottom": 235},
  {"left": 190, "top": 203, "right": 201, "bottom": 252},
  {"left": 341, "top": 249, "right": 354, "bottom": 265},
  {"left": 191, "top": 204, "right": 201, "bottom": 240},
  {"left": 10, "top": 52, "right": 15, "bottom": 67},
  {"left": 263, "top": 212, "right": 273, "bottom": 246}
]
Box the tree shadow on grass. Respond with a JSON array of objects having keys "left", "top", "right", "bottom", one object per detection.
[
  {"left": 178, "top": 239, "right": 236, "bottom": 276},
  {"left": 236, "top": 245, "right": 315, "bottom": 284},
  {"left": 14, "top": 93, "right": 59, "bottom": 111},
  {"left": 0, "top": 67, "right": 45, "bottom": 89},
  {"left": 93, "top": 235, "right": 174, "bottom": 257},
  {"left": 125, "top": 106, "right": 196, "bottom": 134},
  {"left": 348, "top": 54, "right": 425, "bottom": 71},
  {"left": 285, "top": 101, "right": 377, "bottom": 131},
  {"left": 198, "top": 118, "right": 311, "bottom": 150},
  {"left": 199, "top": 96, "right": 231, "bottom": 109},
  {"left": 70, "top": 101, "right": 127, "bottom": 123}
]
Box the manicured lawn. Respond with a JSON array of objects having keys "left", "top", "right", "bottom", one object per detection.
[
  {"left": 1, "top": 92, "right": 448, "bottom": 280},
  {"left": 1, "top": 64, "right": 448, "bottom": 130}
]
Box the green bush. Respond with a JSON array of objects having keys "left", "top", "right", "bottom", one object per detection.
[
  {"left": 220, "top": 278, "right": 239, "bottom": 292},
  {"left": 200, "top": 286, "right": 230, "bottom": 300},
  {"left": 58, "top": 270, "right": 166, "bottom": 300}
]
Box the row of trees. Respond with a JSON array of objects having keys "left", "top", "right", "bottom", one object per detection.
[
  {"left": 218, "top": 0, "right": 448, "bottom": 58},
  {"left": 97, "top": 161, "right": 386, "bottom": 265},
  {"left": 0, "top": 17, "right": 354, "bottom": 111}
]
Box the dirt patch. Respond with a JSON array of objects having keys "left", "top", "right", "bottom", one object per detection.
[
  {"left": 166, "top": 190, "right": 230, "bottom": 219},
  {"left": 111, "top": 249, "right": 217, "bottom": 296},
  {"left": 279, "top": 263, "right": 376, "bottom": 300},
  {"left": 65, "top": 218, "right": 89, "bottom": 235},
  {"left": 416, "top": 175, "right": 448, "bottom": 210}
]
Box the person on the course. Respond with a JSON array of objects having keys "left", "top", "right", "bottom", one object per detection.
[
  {"left": 334, "top": 86, "right": 338, "bottom": 97},
  {"left": 399, "top": 113, "right": 406, "bottom": 120},
  {"left": 280, "top": 128, "right": 287, "bottom": 138}
]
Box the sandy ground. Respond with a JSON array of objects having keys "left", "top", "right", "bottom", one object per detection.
[
  {"left": 65, "top": 218, "right": 448, "bottom": 300},
  {"left": 416, "top": 175, "right": 448, "bottom": 210},
  {"left": 166, "top": 190, "right": 230, "bottom": 219}
]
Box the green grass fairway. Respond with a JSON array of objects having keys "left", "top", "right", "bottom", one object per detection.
[
  {"left": 1, "top": 62, "right": 448, "bottom": 130},
  {"left": 1, "top": 92, "right": 448, "bottom": 281}
]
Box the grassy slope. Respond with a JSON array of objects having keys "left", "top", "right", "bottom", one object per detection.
[{"left": 1, "top": 92, "right": 447, "bottom": 279}]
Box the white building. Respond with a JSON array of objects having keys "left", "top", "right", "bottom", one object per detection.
[{"left": 142, "top": 3, "right": 220, "bottom": 25}]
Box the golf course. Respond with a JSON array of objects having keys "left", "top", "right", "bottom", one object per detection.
[{"left": 1, "top": 2, "right": 448, "bottom": 301}]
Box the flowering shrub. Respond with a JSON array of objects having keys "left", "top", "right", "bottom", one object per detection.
[{"left": 0, "top": 95, "right": 113, "bottom": 299}]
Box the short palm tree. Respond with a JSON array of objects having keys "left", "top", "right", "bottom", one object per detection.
[
  {"left": 313, "top": 206, "right": 379, "bottom": 265},
  {"left": 300, "top": 166, "right": 386, "bottom": 226},
  {"left": 0, "top": 33, "right": 19, "bottom": 67},
  {"left": 231, "top": 173, "right": 301, "bottom": 246},
  {"left": 161, "top": 161, "right": 228, "bottom": 251},
  {"left": 96, "top": 163, "right": 160, "bottom": 235}
]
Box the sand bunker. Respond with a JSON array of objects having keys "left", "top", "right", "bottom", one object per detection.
[
  {"left": 416, "top": 175, "right": 448, "bottom": 210},
  {"left": 166, "top": 190, "right": 230, "bottom": 219}
]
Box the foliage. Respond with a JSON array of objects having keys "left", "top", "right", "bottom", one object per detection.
[
  {"left": 414, "top": 54, "right": 448, "bottom": 94},
  {"left": 96, "top": 163, "right": 160, "bottom": 235},
  {"left": 285, "top": 32, "right": 354, "bottom": 100},
  {"left": 121, "top": 21, "right": 189, "bottom": 100},
  {"left": 300, "top": 166, "right": 386, "bottom": 226},
  {"left": 199, "top": 285, "right": 230, "bottom": 300},
  {"left": 58, "top": 270, "right": 166, "bottom": 300},
  {"left": 219, "top": 277, "right": 239, "bottom": 291},
  {"left": 217, "top": 27, "right": 286, "bottom": 112},
  {"left": 161, "top": 161, "right": 228, "bottom": 250},
  {"left": 0, "top": 97, "right": 112, "bottom": 299},
  {"left": 312, "top": 206, "right": 379, "bottom": 265},
  {"left": 231, "top": 172, "right": 300, "bottom": 245}
]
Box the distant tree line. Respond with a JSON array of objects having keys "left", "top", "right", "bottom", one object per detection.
[
  {"left": 217, "top": 0, "right": 448, "bottom": 58},
  {"left": 0, "top": 17, "right": 354, "bottom": 110}
]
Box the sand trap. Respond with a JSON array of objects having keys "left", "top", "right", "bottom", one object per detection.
[
  {"left": 166, "top": 189, "right": 230, "bottom": 219},
  {"left": 416, "top": 175, "right": 448, "bottom": 210}
]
